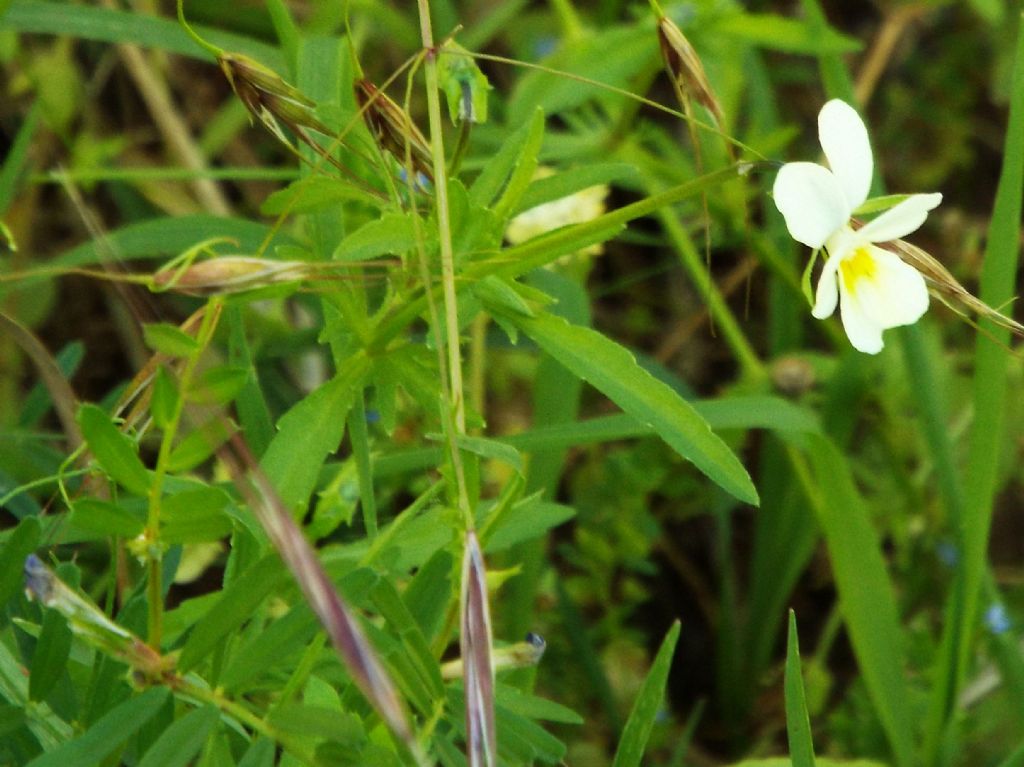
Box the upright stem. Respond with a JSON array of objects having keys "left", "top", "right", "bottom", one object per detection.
[
  {"left": 415, "top": 0, "right": 473, "bottom": 526},
  {"left": 145, "top": 299, "right": 222, "bottom": 648}
]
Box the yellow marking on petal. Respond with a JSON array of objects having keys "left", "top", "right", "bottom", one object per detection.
[{"left": 840, "top": 247, "right": 877, "bottom": 294}]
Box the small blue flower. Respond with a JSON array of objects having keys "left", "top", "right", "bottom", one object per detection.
[
  {"left": 365, "top": 408, "right": 381, "bottom": 425},
  {"left": 936, "top": 540, "right": 959, "bottom": 568},
  {"left": 985, "top": 603, "right": 1012, "bottom": 635},
  {"left": 533, "top": 37, "right": 558, "bottom": 58}
]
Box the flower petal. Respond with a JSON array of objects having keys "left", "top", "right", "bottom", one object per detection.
[
  {"left": 837, "top": 278, "right": 885, "bottom": 354},
  {"left": 818, "top": 99, "right": 873, "bottom": 210},
  {"left": 812, "top": 254, "right": 840, "bottom": 319},
  {"left": 850, "top": 246, "right": 930, "bottom": 328},
  {"left": 773, "top": 162, "right": 850, "bottom": 249},
  {"left": 857, "top": 193, "right": 943, "bottom": 244}
]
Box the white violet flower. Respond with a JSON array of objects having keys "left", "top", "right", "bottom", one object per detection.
[{"left": 773, "top": 99, "right": 942, "bottom": 354}]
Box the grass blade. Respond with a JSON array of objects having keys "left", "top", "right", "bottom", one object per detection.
[
  {"left": 611, "top": 620, "right": 680, "bottom": 767},
  {"left": 785, "top": 610, "right": 817, "bottom": 767},
  {"left": 792, "top": 436, "right": 914, "bottom": 767}
]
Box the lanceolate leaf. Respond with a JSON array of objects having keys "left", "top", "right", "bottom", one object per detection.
[
  {"left": 785, "top": 611, "right": 817, "bottom": 767},
  {"left": 506, "top": 312, "right": 758, "bottom": 504},
  {"left": 611, "top": 621, "right": 680, "bottom": 767}
]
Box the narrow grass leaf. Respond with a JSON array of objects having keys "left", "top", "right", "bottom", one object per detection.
[
  {"left": 714, "top": 13, "right": 862, "bottom": 54},
  {"left": 611, "top": 621, "right": 680, "bottom": 767},
  {"left": 24, "top": 687, "right": 169, "bottom": 767},
  {"left": 784, "top": 610, "right": 816, "bottom": 767},
  {"left": 470, "top": 109, "right": 544, "bottom": 209},
  {"left": 798, "top": 435, "right": 914, "bottom": 767},
  {"left": 77, "top": 404, "right": 149, "bottom": 496},
  {"left": 0, "top": 100, "right": 40, "bottom": 214},
  {"left": 461, "top": 530, "right": 497, "bottom": 767},
  {"left": 509, "top": 312, "right": 758, "bottom": 504},
  {"left": 1, "top": 1, "right": 283, "bottom": 67},
  {"left": 138, "top": 704, "right": 219, "bottom": 767},
  {"left": 54, "top": 215, "right": 287, "bottom": 269}
]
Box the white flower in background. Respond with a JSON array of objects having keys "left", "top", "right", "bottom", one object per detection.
[
  {"left": 506, "top": 167, "right": 609, "bottom": 258},
  {"left": 773, "top": 99, "right": 942, "bottom": 354}
]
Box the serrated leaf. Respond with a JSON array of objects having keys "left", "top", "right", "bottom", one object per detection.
[
  {"left": 508, "top": 313, "right": 758, "bottom": 504},
  {"left": 261, "top": 361, "right": 370, "bottom": 514},
  {"left": 611, "top": 621, "right": 680, "bottom": 767},
  {"left": 77, "top": 404, "right": 150, "bottom": 496},
  {"left": 142, "top": 323, "right": 199, "bottom": 357}
]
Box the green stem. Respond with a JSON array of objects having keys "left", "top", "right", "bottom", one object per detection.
[
  {"left": 145, "top": 299, "right": 222, "bottom": 648},
  {"left": 656, "top": 203, "right": 764, "bottom": 379},
  {"left": 348, "top": 392, "right": 378, "bottom": 538},
  {"left": 416, "top": 0, "right": 474, "bottom": 528},
  {"left": 375, "top": 163, "right": 748, "bottom": 347},
  {"left": 176, "top": 0, "right": 224, "bottom": 59}
]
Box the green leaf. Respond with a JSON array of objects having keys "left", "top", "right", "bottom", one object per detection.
[
  {"left": 785, "top": 611, "right": 817, "bottom": 767},
  {"left": 713, "top": 13, "right": 862, "bottom": 54},
  {"left": 260, "top": 176, "right": 383, "bottom": 215},
  {"left": 799, "top": 435, "right": 914, "bottom": 766},
  {"left": 454, "top": 434, "right": 524, "bottom": 475},
  {"left": 24, "top": 687, "right": 169, "bottom": 767},
  {"left": 28, "top": 609, "right": 72, "bottom": 702},
  {"left": 0, "top": 516, "right": 40, "bottom": 607},
  {"left": 167, "top": 418, "right": 235, "bottom": 473},
  {"left": 161, "top": 487, "right": 233, "bottom": 544},
  {"left": 69, "top": 498, "right": 145, "bottom": 538},
  {"left": 0, "top": 101, "right": 41, "bottom": 215},
  {"left": 267, "top": 705, "right": 364, "bottom": 745},
  {"left": 483, "top": 499, "right": 575, "bottom": 552},
  {"left": 509, "top": 312, "right": 758, "bottom": 504},
  {"left": 1, "top": 1, "right": 283, "bottom": 67},
  {"left": 611, "top": 621, "right": 680, "bottom": 767},
  {"left": 151, "top": 366, "right": 177, "bottom": 429},
  {"left": 143, "top": 323, "right": 199, "bottom": 357},
  {"left": 54, "top": 215, "right": 290, "bottom": 269},
  {"left": 178, "top": 553, "right": 286, "bottom": 672},
  {"left": 494, "top": 683, "right": 584, "bottom": 724},
  {"left": 470, "top": 108, "right": 544, "bottom": 209},
  {"left": 261, "top": 360, "right": 370, "bottom": 514},
  {"left": 187, "top": 365, "right": 249, "bottom": 405},
  {"left": 333, "top": 214, "right": 418, "bottom": 262},
  {"left": 138, "top": 704, "right": 220, "bottom": 767},
  {"left": 77, "top": 404, "right": 149, "bottom": 496},
  {"left": 220, "top": 605, "right": 318, "bottom": 693},
  {"left": 508, "top": 26, "right": 652, "bottom": 118}
]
